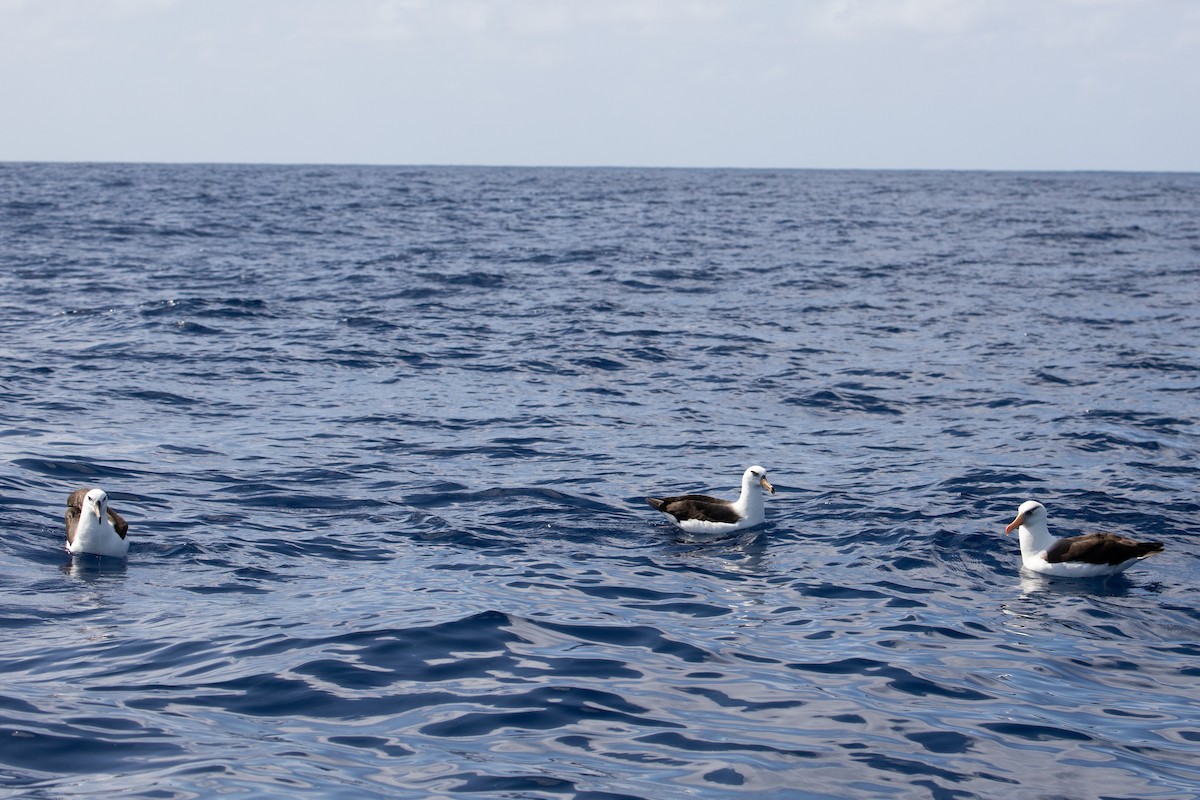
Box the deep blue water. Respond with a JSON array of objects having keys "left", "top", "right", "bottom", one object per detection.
[{"left": 1, "top": 163, "right": 1199, "bottom": 799}]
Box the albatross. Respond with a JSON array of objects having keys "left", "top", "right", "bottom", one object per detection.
[
  {"left": 647, "top": 465, "right": 775, "bottom": 533},
  {"left": 66, "top": 488, "right": 130, "bottom": 558},
  {"left": 1004, "top": 500, "right": 1163, "bottom": 578}
]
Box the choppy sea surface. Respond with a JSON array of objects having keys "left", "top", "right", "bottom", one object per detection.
[{"left": 1, "top": 163, "right": 1198, "bottom": 799}]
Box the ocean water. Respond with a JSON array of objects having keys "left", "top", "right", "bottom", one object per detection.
[{"left": 1, "top": 162, "right": 1198, "bottom": 799}]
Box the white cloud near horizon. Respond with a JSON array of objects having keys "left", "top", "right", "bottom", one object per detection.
[{"left": 0, "top": 0, "right": 1196, "bottom": 171}]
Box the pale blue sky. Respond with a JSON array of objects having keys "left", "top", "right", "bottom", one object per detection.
[{"left": 2, "top": 0, "right": 1197, "bottom": 171}]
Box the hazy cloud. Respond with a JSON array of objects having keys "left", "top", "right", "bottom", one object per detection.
[{"left": 0, "top": 0, "right": 1195, "bottom": 169}]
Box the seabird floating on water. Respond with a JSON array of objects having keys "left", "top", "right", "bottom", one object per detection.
[
  {"left": 1004, "top": 500, "right": 1162, "bottom": 578},
  {"left": 66, "top": 488, "right": 130, "bottom": 558},
  {"left": 647, "top": 465, "right": 775, "bottom": 534}
]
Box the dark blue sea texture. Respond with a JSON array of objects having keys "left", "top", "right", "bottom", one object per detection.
[{"left": 1, "top": 163, "right": 1199, "bottom": 798}]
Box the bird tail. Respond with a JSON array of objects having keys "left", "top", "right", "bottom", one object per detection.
[
  {"left": 646, "top": 498, "right": 666, "bottom": 511},
  {"left": 1138, "top": 541, "right": 1165, "bottom": 557}
]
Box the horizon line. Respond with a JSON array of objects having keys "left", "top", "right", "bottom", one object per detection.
[{"left": 1, "top": 158, "right": 1197, "bottom": 177}]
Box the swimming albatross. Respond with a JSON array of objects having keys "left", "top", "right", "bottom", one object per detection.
[
  {"left": 647, "top": 465, "right": 775, "bottom": 533},
  {"left": 1004, "top": 500, "right": 1162, "bottom": 578},
  {"left": 66, "top": 488, "right": 130, "bottom": 558}
]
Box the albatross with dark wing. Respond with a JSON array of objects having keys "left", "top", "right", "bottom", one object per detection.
[
  {"left": 1004, "top": 500, "right": 1162, "bottom": 578},
  {"left": 647, "top": 466, "right": 775, "bottom": 534},
  {"left": 66, "top": 488, "right": 130, "bottom": 558}
]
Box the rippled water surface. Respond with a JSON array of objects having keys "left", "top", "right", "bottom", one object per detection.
[{"left": 1, "top": 163, "right": 1199, "bottom": 799}]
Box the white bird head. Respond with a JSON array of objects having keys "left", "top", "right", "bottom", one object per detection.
[
  {"left": 84, "top": 488, "right": 108, "bottom": 521},
  {"left": 1004, "top": 500, "right": 1045, "bottom": 535},
  {"left": 745, "top": 465, "right": 775, "bottom": 495}
]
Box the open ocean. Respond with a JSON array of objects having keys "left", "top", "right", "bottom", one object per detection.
[{"left": 1, "top": 162, "right": 1198, "bottom": 799}]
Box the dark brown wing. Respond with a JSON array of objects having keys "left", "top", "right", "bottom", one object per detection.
[
  {"left": 646, "top": 494, "right": 741, "bottom": 524},
  {"left": 65, "top": 488, "right": 91, "bottom": 545},
  {"left": 65, "top": 505, "right": 81, "bottom": 545},
  {"left": 108, "top": 508, "right": 129, "bottom": 538},
  {"left": 1045, "top": 533, "right": 1164, "bottom": 565},
  {"left": 66, "top": 488, "right": 90, "bottom": 511}
]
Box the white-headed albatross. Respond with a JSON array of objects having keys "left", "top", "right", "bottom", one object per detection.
[
  {"left": 1004, "top": 500, "right": 1162, "bottom": 578},
  {"left": 647, "top": 466, "right": 775, "bottom": 534},
  {"left": 66, "top": 488, "right": 130, "bottom": 558}
]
